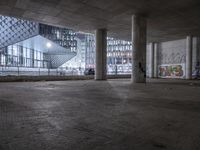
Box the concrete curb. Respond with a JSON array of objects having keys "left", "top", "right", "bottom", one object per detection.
[{"left": 0, "top": 75, "right": 131, "bottom": 82}]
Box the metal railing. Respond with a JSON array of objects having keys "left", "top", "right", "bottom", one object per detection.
[
  {"left": 0, "top": 66, "right": 84, "bottom": 76},
  {"left": 0, "top": 66, "right": 131, "bottom": 77}
]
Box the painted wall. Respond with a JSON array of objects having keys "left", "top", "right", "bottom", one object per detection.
[
  {"left": 146, "top": 37, "right": 200, "bottom": 79},
  {"left": 158, "top": 64, "right": 185, "bottom": 78},
  {"left": 158, "top": 39, "right": 186, "bottom": 78}
]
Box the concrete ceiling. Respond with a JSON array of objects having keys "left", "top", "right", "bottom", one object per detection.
[{"left": 0, "top": 0, "right": 200, "bottom": 42}]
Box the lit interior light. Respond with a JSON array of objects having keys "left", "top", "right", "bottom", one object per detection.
[{"left": 46, "top": 42, "right": 52, "bottom": 48}]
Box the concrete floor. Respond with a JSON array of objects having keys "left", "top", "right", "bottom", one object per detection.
[{"left": 0, "top": 79, "right": 200, "bottom": 150}]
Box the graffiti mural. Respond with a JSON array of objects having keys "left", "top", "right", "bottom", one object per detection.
[{"left": 158, "top": 64, "right": 185, "bottom": 78}]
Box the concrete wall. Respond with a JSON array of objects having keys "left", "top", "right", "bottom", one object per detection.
[
  {"left": 147, "top": 37, "right": 200, "bottom": 79},
  {"left": 192, "top": 37, "right": 200, "bottom": 71},
  {"left": 158, "top": 39, "right": 186, "bottom": 78},
  {"left": 158, "top": 39, "right": 186, "bottom": 65},
  {"left": 146, "top": 44, "right": 152, "bottom": 77}
]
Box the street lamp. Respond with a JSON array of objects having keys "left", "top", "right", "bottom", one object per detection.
[{"left": 46, "top": 42, "right": 52, "bottom": 48}]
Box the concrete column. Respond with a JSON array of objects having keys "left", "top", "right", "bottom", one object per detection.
[
  {"left": 186, "top": 36, "right": 192, "bottom": 79},
  {"left": 149, "top": 43, "right": 154, "bottom": 78},
  {"left": 197, "top": 37, "right": 200, "bottom": 62},
  {"left": 153, "top": 43, "right": 158, "bottom": 78},
  {"left": 192, "top": 37, "right": 197, "bottom": 72},
  {"left": 131, "top": 14, "right": 147, "bottom": 83},
  {"left": 95, "top": 29, "right": 107, "bottom": 80}
]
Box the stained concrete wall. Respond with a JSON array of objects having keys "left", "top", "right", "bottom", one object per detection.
[
  {"left": 146, "top": 37, "right": 200, "bottom": 79},
  {"left": 146, "top": 44, "right": 152, "bottom": 77},
  {"left": 192, "top": 37, "right": 200, "bottom": 71},
  {"left": 158, "top": 39, "right": 186, "bottom": 65}
]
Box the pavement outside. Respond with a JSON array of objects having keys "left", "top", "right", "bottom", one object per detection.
[{"left": 0, "top": 79, "right": 200, "bottom": 150}]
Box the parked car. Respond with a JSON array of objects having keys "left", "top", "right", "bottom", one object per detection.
[{"left": 84, "top": 68, "right": 95, "bottom": 75}]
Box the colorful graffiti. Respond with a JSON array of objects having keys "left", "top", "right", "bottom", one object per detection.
[{"left": 158, "top": 64, "right": 185, "bottom": 78}]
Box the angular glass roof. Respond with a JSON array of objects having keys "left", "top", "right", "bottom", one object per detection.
[{"left": 16, "top": 35, "right": 72, "bottom": 54}]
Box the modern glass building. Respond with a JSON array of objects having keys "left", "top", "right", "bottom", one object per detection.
[
  {"left": 0, "top": 15, "right": 132, "bottom": 76},
  {"left": 107, "top": 38, "right": 132, "bottom": 74},
  {"left": 62, "top": 34, "right": 132, "bottom": 75},
  {"left": 39, "top": 24, "right": 77, "bottom": 51},
  {"left": 0, "top": 45, "right": 45, "bottom": 68},
  {"left": 0, "top": 15, "right": 77, "bottom": 75}
]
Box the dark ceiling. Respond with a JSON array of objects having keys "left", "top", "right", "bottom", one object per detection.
[{"left": 1, "top": 0, "right": 200, "bottom": 42}]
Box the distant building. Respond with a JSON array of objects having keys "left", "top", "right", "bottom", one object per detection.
[
  {"left": 0, "top": 15, "right": 77, "bottom": 69},
  {"left": 63, "top": 35, "right": 132, "bottom": 75},
  {"left": 0, "top": 15, "right": 132, "bottom": 76}
]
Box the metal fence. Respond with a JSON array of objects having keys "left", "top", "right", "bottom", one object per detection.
[
  {"left": 0, "top": 67, "right": 84, "bottom": 76},
  {"left": 0, "top": 66, "right": 132, "bottom": 77}
]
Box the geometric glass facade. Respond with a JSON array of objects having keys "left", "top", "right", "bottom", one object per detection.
[
  {"left": 39, "top": 24, "right": 77, "bottom": 52},
  {"left": 0, "top": 15, "right": 78, "bottom": 70},
  {"left": 0, "top": 15, "right": 38, "bottom": 48}
]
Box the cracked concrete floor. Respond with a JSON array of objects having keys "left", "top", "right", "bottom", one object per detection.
[{"left": 0, "top": 79, "right": 200, "bottom": 150}]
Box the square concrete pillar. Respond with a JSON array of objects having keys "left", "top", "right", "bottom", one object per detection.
[
  {"left": 153, "top": 43, "right": 158, "bottom": 78},
  {"left": 149, "top": 42, "right": 154, "bottom": 78},
  {"left": 95, "top": 29, "right": 107, "bottom": 80},
  {"left": 131, "top": 15, "right": 147, "bottom": 83},
  {"left": 186, "top": 36, "right": 192, "bottom": 79}
]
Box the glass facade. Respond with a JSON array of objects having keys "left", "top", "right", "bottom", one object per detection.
[
  {"left": 39, "top": 24, "right": 77, "bottom": 52},
  {"left": 0, "top": 45, "right": 47, "bottom": 68},
  {"left": 63, "top": 34, "right": 132, "bottom": 75},
  {"left": 0, "top": 15, "right": 78, "bottom": 70},
  {"left": 107, "top": 38, "right": 132, "bottom": 74},
  {"left": 0, "top": 14, "right": 133, "bottom": 76},
  {"left": 0, "top": 15, "right": 38, "bottom": 48},
  {"left": 85, "top": 34, "right": 95, "bottom": 68}
]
